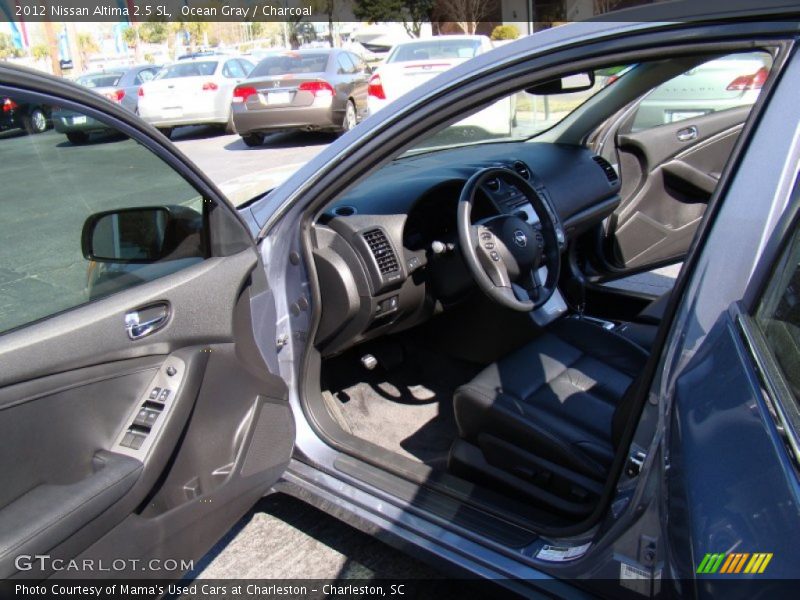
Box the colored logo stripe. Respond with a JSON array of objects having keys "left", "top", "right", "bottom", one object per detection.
[{"left": 697, "top": 552, "right": 773, "bottom": 574}]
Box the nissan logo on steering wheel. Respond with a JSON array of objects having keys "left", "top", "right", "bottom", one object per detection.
[{"left": 513, "top": 230, "right": 527, "bottom": 248}]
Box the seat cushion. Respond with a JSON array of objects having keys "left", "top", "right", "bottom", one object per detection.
[{"left": 453, "top": 318, "right": 648, "bottom": 481}]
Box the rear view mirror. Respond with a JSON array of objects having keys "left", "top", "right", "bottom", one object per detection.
[
  {"left": 82, "top": 206, "right": 202, "bottom": 263},
  {"left": 526, "top": 71, "right": 595, "bottom": 95}
]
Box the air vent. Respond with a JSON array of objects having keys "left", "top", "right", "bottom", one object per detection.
[
  {"left": 363, "top": 229, "right": 399, "bottom": 275},
  {"left": 512, "top": 161, "right": 530, "bottom": 180},
  {"left": 592, "top": 156, "right": 619, "bottom": 184}
]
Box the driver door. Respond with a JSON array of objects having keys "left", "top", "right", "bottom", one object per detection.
[{"left": 0, "top": 73, "right": 294, "bottom": 579}]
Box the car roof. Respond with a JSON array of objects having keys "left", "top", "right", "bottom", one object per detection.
[{"left": 394, "top": 35, "right": 488, "bottom": 46}]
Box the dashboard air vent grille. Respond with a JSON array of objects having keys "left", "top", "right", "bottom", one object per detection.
[
  {"left": 592, "top": 156, "right": 619, "bottom": 184},
  {"left": 363, "top": 229, "right": 399, "bottom": 275},
  {"left": 512, "top": 161, "right": 531, "bottom": 180}
]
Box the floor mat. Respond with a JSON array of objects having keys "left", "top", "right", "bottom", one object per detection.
[{"left": 322, "top": 346, "right": 481, "bottom": 469}]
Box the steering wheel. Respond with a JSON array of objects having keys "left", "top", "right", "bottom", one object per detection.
[{"left": 457, "top": 167, "right": 562, "bottom": 312}]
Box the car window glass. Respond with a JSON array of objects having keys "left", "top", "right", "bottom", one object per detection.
[
  {"left": 756, "top": 225, "right": 800, "bottom": 398},
  {"left": 629, "top": 51, "right": 773, "bottom": 132},
  {"left": 135, "top": 69, "right": 157, "bottom": 85},
  {"left": 336, "top": 54, "right": 355, "bottom": 75},
  {"left": 389, "top": 40, "right": 482, "bottom": 63},
  {"left": 156, "top": 61, "right": 218, "bottom": 79},
  {"left": 237, "top": 59, "right": 254, "bottom": 75},
  {"left": 251, "top": 53, "right": 330, "bottom": 77},
  {"left": 349, "top": 53, "right": 367, "bottom": 72},
  {"left": 0, "top": 94, "right": 207, "bottom": 335},
  {"left": 223, "top": 60, "right": 246, "bottom": 79},
  {"left": 76, "top": 72, "right": 124, "bottom": 88}
]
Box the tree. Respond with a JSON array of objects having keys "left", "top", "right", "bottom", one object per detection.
[
  {"left": 434, "top": 0, "right": 492, "bottom": 34},
  {"left": 594, "top": 0, "right": 622, "bottom": 14},
  {"left": 0, "top": 33, "right": 22, "bottom": 59},
  {"left": 354, "top": 0, "right": 433, "bottom": 38},
  {"left": 76, "top": 32, "right": 99, "bottom": 65},
  {"left": 30, "top": 44, "right": 50, "bottom": 62},
  {"left": 139, "top": 21, "right": 170, "bottom": 45},
  {"left": 122, "top": 26, "right": 138, "bottom": 49}
]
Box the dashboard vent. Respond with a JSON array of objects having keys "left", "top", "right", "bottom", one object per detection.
[
  {"left": 512, "top": 161, "right": 531, "bottom": 180},
  {"left": 363, "top": 229, "right": 399, "bottom": 275},
  {"left": 592, "top": 156, "right": 619, "bottom": 184}
]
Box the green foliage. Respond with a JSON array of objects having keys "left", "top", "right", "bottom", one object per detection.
[
  {"left": 490, "top": 24, "right": 520, "bottom": 40},
  {"left": 139, "top": 21, "right": 170, "bottom": 44},
  {"left": 30, "top": 44, "right": 50, "bottom": 62},
  {"left": 353, "top": 0, "right": 433, "bottom": 37},
  {"left": 0, "top": 32, "right": 23, "bottom": 59},
  {"left": 122, "top": 27, "right": 138, "bottom": 48},
  {"left": 143, "top": 53, "right": 155, "bottom": 64}
]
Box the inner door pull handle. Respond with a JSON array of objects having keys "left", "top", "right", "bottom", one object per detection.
[{"left": 125, "top": 304, "right": 169, "bottom": 340}]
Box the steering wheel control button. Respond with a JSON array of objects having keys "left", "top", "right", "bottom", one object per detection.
[
  {"left": 483, "top": 241, "right": 495, "bottom": 250},
  {"left": 490, "top": 251, "right": 501, "bottom": 262},
  {"left": 149, "top": 387, "right": 161, "bottom": 400},
  {"left": 480, "top": 232, "right": 492, "bottom": 241}
]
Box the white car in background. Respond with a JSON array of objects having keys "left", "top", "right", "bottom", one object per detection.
[
  {"left": 367, "top": 35, "right": 514, "bottom": 136},
  {"left": 137, "top": 57, "right": 254, "bottom": 138}
]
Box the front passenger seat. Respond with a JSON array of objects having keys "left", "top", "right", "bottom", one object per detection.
[{"left": 450, "top": 318, "right": 647, "bottom": 514}]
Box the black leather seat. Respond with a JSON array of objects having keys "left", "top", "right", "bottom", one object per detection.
[{"left": 452, "top": 318, "right": 648, "bottom": 484}]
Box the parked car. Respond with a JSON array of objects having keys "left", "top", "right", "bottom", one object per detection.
[
  {"left": 52, "top": 66, "right": 161, "bottom": 144},
  {"left": 136, "top": 57, "right": 254, "bottom": 138},
  {"left": 0, "top": 96, "right": 50, "bottom": 135},
  {"left": 367, "top": 35, "right": 513, "bottom": 136},
  {"left": 3, "top": 7, "right": 800, "bottom": 597},
  {"left": 231, "top": 49, "right": 370, "bottom": 147},
  {"left": 632, "top": 51, "right": 772, "bottom": 130}
]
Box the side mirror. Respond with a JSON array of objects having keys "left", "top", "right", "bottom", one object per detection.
[
  {"left": 82, "top": 206, "right": 202, "bottom": 263},
  {"left": 526, "top": 71, "right": 595, "bottom": 95}
]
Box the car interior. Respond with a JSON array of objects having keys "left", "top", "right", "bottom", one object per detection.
[{"left": 298, "top": 47, "right": 776, "bottom": 530}]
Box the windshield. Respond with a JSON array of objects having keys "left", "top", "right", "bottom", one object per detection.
[
  {"left": 251, "top": 53, "right": 330, "bottom": 77},
  {"left": 388, "top": 39, "right": 482, "bottom": 62},
  {"left": 156, "top": 61, "right": 218, "bottom": 79},
  {"left": 404, "top": 66, "right": 628, "bottom": 155},
  {"left": 76, "top": 72, "right": 124, "bottom": 88}
]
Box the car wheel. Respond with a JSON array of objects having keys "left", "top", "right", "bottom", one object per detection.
[
  {"left": 241, "top": 133, "right": 264, "bottom": 148},
  {"left": 24, "top": 108, "right": 48, "bottom": 134},
  {"left": 341, "top": 100, "right": 357, "bottom": 133},
  {"left": 157, "top": 127, "right": 173, "bottom": 139},
  {"left": 65, "top": 132, "right": 89, "bottom": 145}
]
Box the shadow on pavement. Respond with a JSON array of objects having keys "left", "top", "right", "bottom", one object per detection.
[{"left": 223, "top": 131, "right": 336, "bottom": 152}]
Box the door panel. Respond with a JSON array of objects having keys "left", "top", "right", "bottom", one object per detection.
[
  {"left": 0, "top": 73, "right": 294, "bottom": 580},
  {"left": 608, "top": 106, "right": 750, "bottom": 269}
]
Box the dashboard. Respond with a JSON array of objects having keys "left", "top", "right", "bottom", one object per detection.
[{"left": 311, "top": 141, "right": 622, "bottom": 356}]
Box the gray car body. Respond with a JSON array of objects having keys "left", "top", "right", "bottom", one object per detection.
[
  {"left": 239, "top": 14, "right": 800, "bottom": 595},
  {"left": 232, "top": 49, "right": 369, "bottom": 135}
]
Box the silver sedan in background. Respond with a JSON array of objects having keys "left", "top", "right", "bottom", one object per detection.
[{"left": 137, "top": 57, "right": 254, "bottom": 138}]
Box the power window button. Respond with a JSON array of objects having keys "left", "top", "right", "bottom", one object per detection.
[
  {"left": 158, "top": 389, "right": 171, "bottom": 403},
  {"left": 148, "top": 387, "right": 161, "bottom": 400}
]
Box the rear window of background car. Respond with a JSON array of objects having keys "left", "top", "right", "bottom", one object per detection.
[
  {"left": 76, "top": 73, "right": 124, "bottom": 88},
  {"left": 156, "top": 61, "right": 218, "bottom": 79},
  {"left": 389, "top": 40, "right": 482, "bottom": 62},
  {"left": 251, "top": 53, "right": 330, "bottom": 77}
]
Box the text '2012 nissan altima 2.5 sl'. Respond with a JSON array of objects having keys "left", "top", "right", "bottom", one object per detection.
[{"left": 2, "top": 4, "right": 800, "bottom": 598}]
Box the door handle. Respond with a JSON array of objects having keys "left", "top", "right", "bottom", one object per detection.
[
  {"left": 676, "top": 126, "right": 698, "bottom": 142},
  {"left": 124, "top": 304, "right": 169, "bottom": 340}
]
